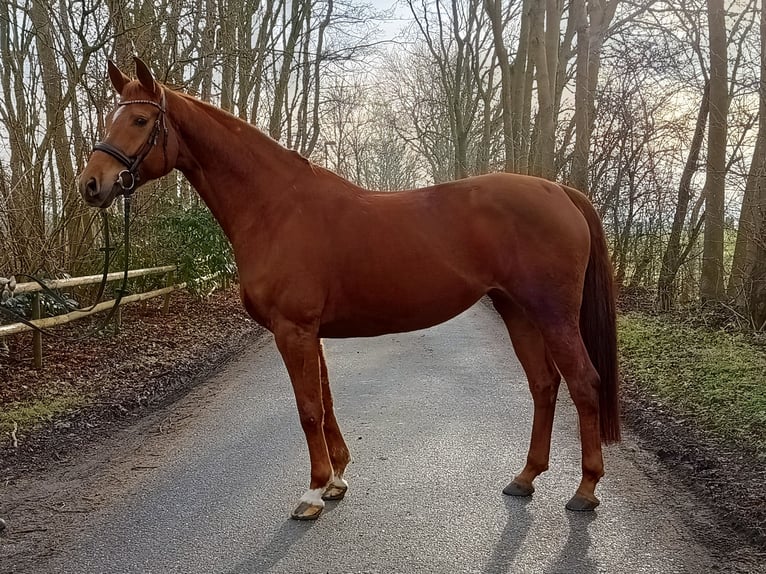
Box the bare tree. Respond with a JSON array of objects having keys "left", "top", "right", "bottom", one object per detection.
[
  {"left": 406, "top": 0, "right": 494, "bottom": 180},
  {"left": 657, "top": 83, "right": 709, "bottom": 310}
]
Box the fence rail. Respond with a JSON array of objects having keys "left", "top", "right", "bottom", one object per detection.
[
  {"left": 11, "top": 265, "right": 177, "bottom": 294},
  {"left": 1, "top": 265, "right": 181, "bottom": 367}
]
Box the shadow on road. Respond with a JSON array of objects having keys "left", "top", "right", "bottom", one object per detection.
[
  {"left": 547, "top": 511, "right": 598, "bottom": 574},
  {"left": 483, "top": 496, "right": 532, "bottom": 574},
  {"left": 223, "top": 518, "right": 312, "bottom": 574},
  {"left": 483, "top": 498, "right": 599, "bottom": 574}
]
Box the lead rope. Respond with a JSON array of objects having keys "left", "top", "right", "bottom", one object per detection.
[
  {"left": 0, "top": 196, "right": 133, "bottom": 341},
  {"left": 108, "top": 193, "right": 133, "bottom": 315}
]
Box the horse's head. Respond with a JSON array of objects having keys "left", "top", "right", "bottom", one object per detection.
[{"left": 79, "top": 57, "right": 178, "bottom": 208}]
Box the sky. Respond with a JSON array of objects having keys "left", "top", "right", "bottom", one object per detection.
[{"left": 369, "top": 0, "right": 410, "bottom": 41}]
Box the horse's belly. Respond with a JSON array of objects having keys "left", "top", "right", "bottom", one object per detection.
[
  {"left": 318, "top": 286, "right": 484, "bottom": 338},
  {"left": 318, "top": 309, "right": 472, "bottom": 338}
]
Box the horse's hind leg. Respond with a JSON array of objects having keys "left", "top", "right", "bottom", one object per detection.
[
  {"left": 491, "top": 294, "right": 562, "bottom": 497},
  {"left": 318, "top": 342, "right": 351, "bottom": 501},
  {"left": 538, "top": 322, "right": 604, "bottom": 511}
]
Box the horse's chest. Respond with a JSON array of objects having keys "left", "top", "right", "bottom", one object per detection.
[
  {"left": 240, "top": 286, "right": 275, "bottom": 330},
  {"left": 235, "top": 254, "right": 293, "bottom": 329},
  {"left": 239, "top": 269, "right": 326, "bottom": 332}
]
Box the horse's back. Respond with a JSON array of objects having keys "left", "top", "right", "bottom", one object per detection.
[
  {"left": 312, "top": 173, "right": 591, "bottom": 337},
  {"left": 391, "top": 172, "right": 592, "bottom": 283},
  {"left": 364, "top": 172, "right": 589, "bottom": 246}
]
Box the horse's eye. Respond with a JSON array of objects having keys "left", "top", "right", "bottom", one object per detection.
[{"left": 135, "top": 117, "right": 148, "bottom": 127}]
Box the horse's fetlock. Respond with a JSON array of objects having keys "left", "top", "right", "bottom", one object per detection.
[{"left": 331, "top": 445, "right": 350, "bottom": 464}]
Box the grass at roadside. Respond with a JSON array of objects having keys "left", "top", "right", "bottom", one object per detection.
[
  {"left": 0, "top": 394, "right": 91, "bottom": 438},
  {"left": 618, "top": 312, "right": 766, "bottom": 459}
]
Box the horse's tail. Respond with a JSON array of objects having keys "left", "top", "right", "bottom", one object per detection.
[{"left": 561, "top": 185, "right": 621, "bottom": 444}]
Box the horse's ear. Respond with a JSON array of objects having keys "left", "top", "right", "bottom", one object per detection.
[
  {"left": 107, "top": 60, "right": 130, "bottom": 95},
  {"left": 133, "top": 56, "right": 158, "bottom": 95}
]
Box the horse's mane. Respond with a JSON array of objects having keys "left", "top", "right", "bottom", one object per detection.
[{"left": 170, "top": 88, "right": 320, "bottom": 167}]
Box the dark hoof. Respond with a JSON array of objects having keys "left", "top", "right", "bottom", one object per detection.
[
  {"left": 290, "top": 501, "right": 324, "bottom": 521},
  {"left": 565, "top": 493, "right": 600, "bottom": 511},
  {"left": 503, "top": 479, "right": 535, "bottom": 497},
  {"left": 322, "top": 484, "right": 348, "bottom": 501}
]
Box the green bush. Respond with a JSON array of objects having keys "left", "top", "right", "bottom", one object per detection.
[
  {"left": 109, "top": 205, "right": 236, "bottom": 295},
  {"left": 151, "top": 206, "right": 236, "bottom": 290}
]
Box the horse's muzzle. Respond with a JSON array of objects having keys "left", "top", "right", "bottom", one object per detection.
[{"left": 79, "top": 176, "right": 116, "bottom": 208}]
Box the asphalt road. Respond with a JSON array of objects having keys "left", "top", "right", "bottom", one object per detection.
[{"left": 30, "top": 303, "right": 738, "bottom": 573}]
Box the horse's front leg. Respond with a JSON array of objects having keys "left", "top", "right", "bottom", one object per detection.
[
  {"left": 274, "top": 322, "right": 333, "bottom": 520},
  {"left": 319, "top": 342, "right": 350, "bottom": 501}
]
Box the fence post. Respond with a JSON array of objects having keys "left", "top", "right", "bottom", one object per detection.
[
  {"left": 163, "top": 269, "right": 175, "bottom": 315},
  {"left": 32, "top": 293, "right": 42, "bottom": 368}
]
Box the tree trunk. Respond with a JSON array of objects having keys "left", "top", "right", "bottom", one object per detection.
[
  {"left": 746, "top": 3, "right": 766, "bottom": 328},
  {"left": 512, "top": 0, "right": 533, "bottom": 173},
  {"left": 570, "top": 0, "right": 589, "bottom": 191},
  {"left": 570, "top": 0, "right": 619, "bottom": 193},
  {"left": 728, "top": 135, "right": 764, "bottom": 302},
  {"left": 304, "top": 0, "right": 333, "bottom": 157},
  {"left": 700, "top": 0, "right": 728, "bottom": 302},
  {"left": 484, "top": 0, "right": 514, "bottom": 171},
  {"left": 236, "top": 0, "right": 255, "bottom": 120},
  {"left": 218, "top": 0, "right": 236, "bottom": 113},
  {"left": 657, "top": 83, "right": 709, "bottom": 310},
  {"left": 250, "top": 0, "right": 282, "bottom": 122},
  {"left": 107, "top": 0, "right": 132, "bottom": 69},
  {"left": 530, "top": 0, "right": 555, "bottom": 179},
  {"left": 269, "top": 0, "right": 305, "bottom": 141}
]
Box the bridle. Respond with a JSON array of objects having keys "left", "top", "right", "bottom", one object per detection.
[{"left": 92, "top": 89, "right": 168, "bottom": 195}]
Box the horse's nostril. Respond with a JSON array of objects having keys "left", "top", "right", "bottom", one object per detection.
[{"left": 85, "top": 177, "right": 98, "bottom": 197}]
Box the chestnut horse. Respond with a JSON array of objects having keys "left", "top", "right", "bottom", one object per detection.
[{"left": 79, "top": 58, "right": 619, "bottom": 521}]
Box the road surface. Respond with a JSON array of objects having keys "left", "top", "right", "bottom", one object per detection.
[{"left": 4, "top": 303, "right": 751, "bottom": 573}]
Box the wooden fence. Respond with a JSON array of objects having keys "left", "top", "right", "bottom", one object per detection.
[{"left": 0, "top": 265, "right": 184, "bottom": 368}]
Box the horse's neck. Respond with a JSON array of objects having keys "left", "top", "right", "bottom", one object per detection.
[{"left": 170, "top": 92, "right": 316, "bottom": 248}]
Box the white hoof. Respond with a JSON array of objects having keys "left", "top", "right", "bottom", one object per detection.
[{"left": 291, "top": 488, "right": 325, "bottom": 520}]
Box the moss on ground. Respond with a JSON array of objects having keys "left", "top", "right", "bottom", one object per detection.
[
  {"left": 0, "top": 394, "right": 91, "bottom": 437},
  {"left": 618, "top": 312, "right": 766, "bottom": 458}
]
